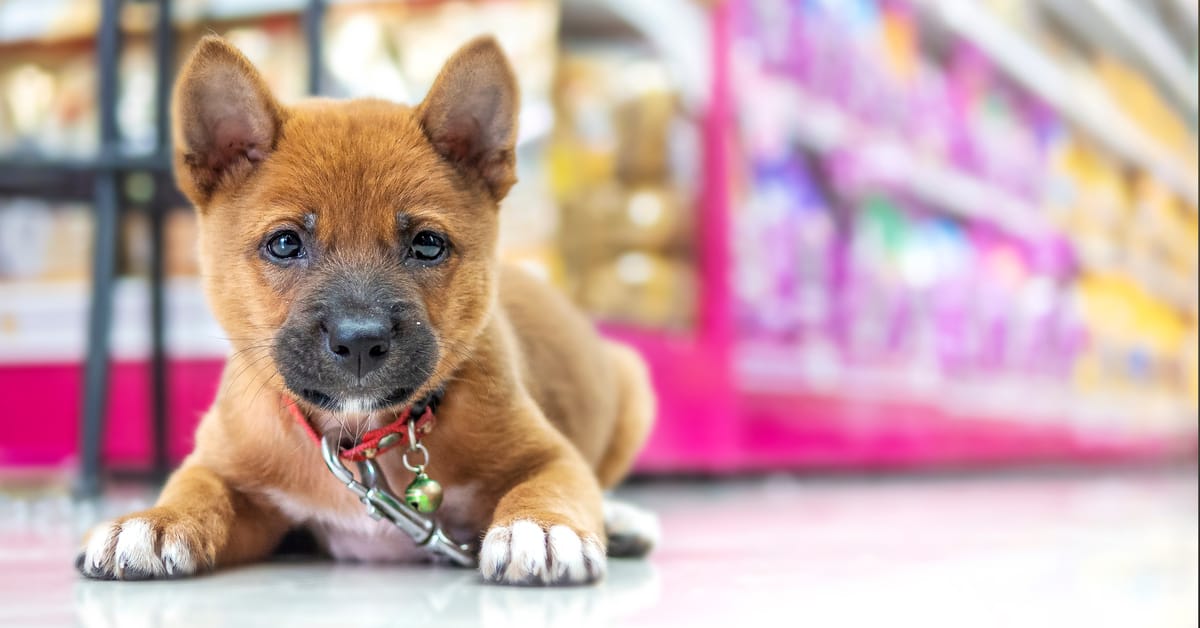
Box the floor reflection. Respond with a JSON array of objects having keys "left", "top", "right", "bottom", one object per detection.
[
  {"left": 73, "top": 558, "right": 661, "bottom": 628},
  {"left": 1, "top": 470, "right": 1195, "bottom": 628}
]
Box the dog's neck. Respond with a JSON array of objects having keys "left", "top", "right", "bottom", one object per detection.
[{"left": 299, "top": 386, "right": 445, "bottom": 440}]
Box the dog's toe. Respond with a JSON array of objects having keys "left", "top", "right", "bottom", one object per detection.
[
  {"left": 80, "top": 521, "right": 120, "bottom": 579},
  {"left": 113, "top": 519, "right": 166, "bottom": 579},
  {"left": 480, "top": 519, "right": 605, "bottom": 586},
  {"left": 603, "top": 498, "right": 660, "bottom": 558}
]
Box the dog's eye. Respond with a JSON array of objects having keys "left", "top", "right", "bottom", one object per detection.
[
  {"left": 266, "top": 230, "right": 304, "bottom": 260},
  {"left": 409, "top": 231, "right": 448, "bottom": 263}
]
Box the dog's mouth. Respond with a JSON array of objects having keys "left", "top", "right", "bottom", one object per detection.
[{"left": 295, "top": 386, "right": 413, "bottom": 414}]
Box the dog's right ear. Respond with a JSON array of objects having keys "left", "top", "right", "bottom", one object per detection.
[{"left": 172, "top": 36, "right": 283, "bottom": 206}]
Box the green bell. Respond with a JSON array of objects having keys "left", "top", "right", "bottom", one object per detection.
[{"left": 404, "top": 472, "right": 443, "bottom": 513}]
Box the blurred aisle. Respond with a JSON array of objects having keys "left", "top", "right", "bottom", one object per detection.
[
  {"left": 1, "top": 2, "right": 1194, "bottom": 625},
  {"left": 1, "top": 469, "right": 1195, "bottom": 627},
  {"left": 1, "top": 0, "right": 1197, "bottom": 475}
]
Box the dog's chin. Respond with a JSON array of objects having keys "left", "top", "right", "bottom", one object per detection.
[{"left": 293, "top": 386, "right": 414, "bottom": 416}]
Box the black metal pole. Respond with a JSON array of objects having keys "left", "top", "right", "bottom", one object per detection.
[
  {"left": 76, "top": 0, "right": 124, "bottom": 498},
  {"left": 148, "top": 0, "right": 174, "bottom": 482},
  {"left": 304, "top": 0, "right": 325, "bottom": 95},
  {"left": 148, "top": 192, "right": 168, "bottom": 482},
  {"left": 154, "top": 0, "right": 173, "bottom": 156}
]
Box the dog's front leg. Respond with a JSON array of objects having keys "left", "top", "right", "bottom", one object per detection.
[
  {"left": 77, "top": 463, "right": 288, "bottom": 580},
  {"left": 479, "top": 427, "right": 607, "bottom": 586}
]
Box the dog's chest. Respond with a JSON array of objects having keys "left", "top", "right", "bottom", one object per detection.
[{"left": 266, "top": 483, "right": 483, "bottom": 562}]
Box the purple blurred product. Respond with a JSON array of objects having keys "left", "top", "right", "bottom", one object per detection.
[
  {"left": 733, "top": 0, "right": 789, "bottom": 72},
  {"left": 909, "top": 62, "right": 954, "bottom": 162},
  {"left": 984, "top": 83, "right": 1043, "bottom": 200},
  {"left": 735, "top": 155, "right": 836, "bottom": 343},
  {"left": 979, "top": 227, "right": 1035, "bottom": 383},
  {"left": 944, "top": 41, "right": 992, "bottom": 178},
  {"left": 839, "top": 197, "right": 907, "bottom": 369},
  {"left": 1031, "top": 235, "right": 1082, "bottom": 381},
  {"left": 782, "top": 0, "right": 810, "bottom": 80},
  {"left": 1013, "top": 90, "right": 1061, "bottom": 202},
  {"left": 803, "top": 3, "right": 854, "bottom": 105},
  {"left": 792, "top": 162, "right": 837, "bottom": 345},
  {"left": 920, "top": 218, "right": 971, "bottom": 378}
]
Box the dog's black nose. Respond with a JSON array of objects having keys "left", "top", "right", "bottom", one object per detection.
[{"left": 324, "top": 315, "right": 391, "bottom": 378}]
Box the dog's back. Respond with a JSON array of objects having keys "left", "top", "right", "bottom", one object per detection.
[{"left": 498, "top": 265, "right": 654, "bottom": 485}]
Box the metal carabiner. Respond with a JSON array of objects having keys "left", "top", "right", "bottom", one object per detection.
[
  {"left": 320, "top": 434, "right": 367, "bottom": 499},
  {"left": 319, "top": 434, "right": 476, "bottom": 568}
]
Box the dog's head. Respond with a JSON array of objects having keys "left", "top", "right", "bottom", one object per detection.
[{"left": 172, "top": 36, "right": 518, "bottom": 415}]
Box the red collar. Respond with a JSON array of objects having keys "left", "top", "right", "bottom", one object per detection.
[{"left": 287, "top": 399, "right": 436, "bottom": 462}]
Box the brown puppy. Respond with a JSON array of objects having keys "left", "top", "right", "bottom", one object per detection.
[{"left": 77, "top": 36, "right": 657, "bottom": 585}]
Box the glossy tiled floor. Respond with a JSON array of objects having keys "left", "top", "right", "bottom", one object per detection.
[{"left": 0, "top": 469, "right": 1195, "bottom": 628}]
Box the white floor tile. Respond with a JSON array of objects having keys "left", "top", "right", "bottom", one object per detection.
[{"left": 0, "top": 470, "right": 1195, "bottom": 628}]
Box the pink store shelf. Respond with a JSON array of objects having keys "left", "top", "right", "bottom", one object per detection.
[
  {"left": 0, "top": 361, "right": 221, "bottom": 469},
  {"left": 0, "top": 350, "right": 1191, "bottom": 472}
]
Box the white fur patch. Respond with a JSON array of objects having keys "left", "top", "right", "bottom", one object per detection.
[
  {"left": 161, "top": 534, "right": 198, "bottom": 576},
  {"left": 479, "top": 519, "right": 606, "bottom": 585},
  {"left": 338, "top": 398, "right": 375, "bottom": 416},
  {"left": 547, "top": 525, "right": 586, "bottom": 582},
  {"left": 79, "top": 518, "right": 201, "bottom": 580},
  {"left": 603, "top": 498, "right": 661, "bottom": 553},
  {"left": 505, "top": 520, "right": 549, "bottom": 583},
  {"left": 479, "top": 524, "right": 512, "bottom": 579},
  {"left": 113, "top": 519, "right": 165, "bottom": 579}
]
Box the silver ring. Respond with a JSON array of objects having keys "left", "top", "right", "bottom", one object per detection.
[{"left": 403, "top": 443, "right": 430, "bottom": 473}]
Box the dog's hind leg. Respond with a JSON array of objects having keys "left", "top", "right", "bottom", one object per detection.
[
  {"left": 593, "top": 342, "right": 659, "bottom": 558},
  {"left": 594, "top": 341, "right": 655, "bottom": 489}
]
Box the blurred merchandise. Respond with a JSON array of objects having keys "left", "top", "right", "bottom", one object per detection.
[
  {"left": 550, "top": 48, "right": 699, "bottom": 329},
  {"left": 0, "top": 199, "right": 92, "bottom": 281},
  {"left": 120, "top": 208, "right": 200, "bottom": 278},
  {"left": 728, "top": 0, "right": 1197, "bottom": 463},
  {"left": 0, "top": 49, "right": 97, "bottom": 157},
  {"left": 0, "top": 0, "right": 1196, "bottom": 471}
]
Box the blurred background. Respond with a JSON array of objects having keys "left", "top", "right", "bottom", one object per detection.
[
  {"left": 0, "top": 0, "right": 1196, "bottom": 481},
  {"left": 0, "top": 1, "right": 1197, "bottom": 625}
]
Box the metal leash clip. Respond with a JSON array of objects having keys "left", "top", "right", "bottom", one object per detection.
[{"left": 320, "top": 433, "right": 476, "bottom": 568}]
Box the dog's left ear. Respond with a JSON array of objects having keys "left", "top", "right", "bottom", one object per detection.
[{"left": 417, "top": 36, "right": 519, "bottom": 201}]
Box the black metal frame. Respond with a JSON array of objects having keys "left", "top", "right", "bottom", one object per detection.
[
  {"left": 0, "top": 0, "right": 326, "bottom": 496},
  {"left": 77, "top": 0, "right": 127, "bottom": 498}
]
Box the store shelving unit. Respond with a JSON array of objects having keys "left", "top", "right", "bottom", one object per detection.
[
  {"left": 716, "top": 0, "right": 1198, "bottom": 471},
  {"left": 1, "top": 0, "right": 1195, "bottom": 476},
  {"left": 0, "top": 0, "right": 326, "bottom": 494},
  {"left": 919, "top": 0, "right": 1199, "bottom": 209},
  {"left": 1046, "top": 0, "right": 1197, "bottom": 118}
]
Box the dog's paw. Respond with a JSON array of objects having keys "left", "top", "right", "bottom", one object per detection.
[
  {"left": 479, "top": 520, "right": 605, "bottom": 586},
  {"left": 603, "top": 498, "right": 660, "bottom": 558},
  {"left": 77, "top": 510, "right": 213, "bottom": 580}
]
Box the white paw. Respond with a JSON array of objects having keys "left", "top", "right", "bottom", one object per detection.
[
  {"left": 77, "top": 517, "right": 205, "bottom": 580},
  {"left": 603, "top": 498, "right": 660, "bottom": 557},
  {"left": 479, "top": 520, "right": 606, "bottom": 585}
]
